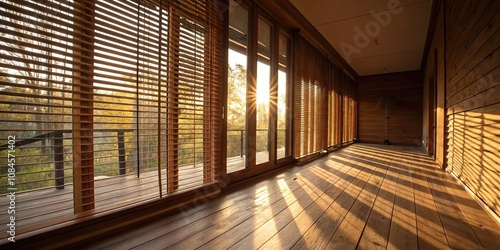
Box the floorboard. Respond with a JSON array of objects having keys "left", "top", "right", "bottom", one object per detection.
[
  {"left": 387, "top": 152, "right": 419, "bottom": 250},
  {"left": 357, "top": 148, "right": 399, "bottom": 250},
  {"left": 79, "top": 144, "right": 500, "bottom": 250},
  {"left": 412, "top": 153, "right": 449, "bottom": 250}
]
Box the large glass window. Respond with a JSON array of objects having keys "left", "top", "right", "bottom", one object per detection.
[
  {"left": 226, "top": 0, "right": 248, "bottom": 173},
  {"left": 0, "top": 0, "right": 223, "bottom": 233},
  {"left": 226, "top": 4, "right": 292, "bottom": 175},
  {"left": 277, "top": 33, "right": 290, "bottom": 160},
  {"left": 256, "top": 17, "right": 271, "bottom": 165}
]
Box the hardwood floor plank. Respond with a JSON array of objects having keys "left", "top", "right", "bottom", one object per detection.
[
  {"left": 228, "top": 154, "right": 365, "bottom": 250},
  {"left": 285, "top": 153, "right": 373, "bottom": 249},
  {"left": 262, "top": 153, "right": 377, "bottom": 249},
  {"left": 410, "top": 152, "right": 450, "bottom": 250},
  {"left": 90, "top": 165, "right": 304, "bottom": 249},
  {"left": 181, "top": 159, "right": 353, "bottom": 249},
  {"left": 289, "top": 152, "right": 379, "bottom": 249},
  {"left": 387, "top": 148, "right": 419, "bottom": 250},
  {"left": 424, "top": 159, "right": 484, "bottom": 249},
  {"left": 199, "top": 154, "right": 355, "bottom": 249},
  {"left": 72, "top": 144, "right": 500, "bottom": 250},
  {"left": 134, "top": 151, "right": 359, "bottom": 249},
  {"left": 356, "top": 148, "right": 400, "bottom": 250},
  {"left": 323, "top": 150, "right": 390, "bottom": 250},
  {"left": 441, "top": 172, "right": 500, "bottom": 249}
]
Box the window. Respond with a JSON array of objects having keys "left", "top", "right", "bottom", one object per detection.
[
  {"left": 277, "top": 32, "right": 290, "bottom": 159},
  {"left": 328, "top": 65, "right": 343, "bottom": 148},
  {"left": 294, "top": 35, "right": 329, "bottom": 158},
  {"left": 255, "top": 16, "right": 271, "bottom": 165},
  {"left": 226, "top": 1, "right": 293, "bottom": 176},
  {"left": 294, "top": 35, "right": 357, "bottom": 160},
  {"left": 343, "top": 76, "right": 357, "bottom": 143},
  {"left": 226, "top": 0, "right": 249, "bottom": 173},
  {"left": 0, "top": 0, "right": 222, "bottom": 234}
]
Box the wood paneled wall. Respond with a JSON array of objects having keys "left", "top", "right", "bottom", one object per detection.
[
  {"left": 422, "top": 0, "right": 446, "bottom": 165},
  {"left": 423, "top": 0, "right": 500, "bottom": 219},
  {"left": 358, "top": 71, "right": 423, "bottom": 146}
]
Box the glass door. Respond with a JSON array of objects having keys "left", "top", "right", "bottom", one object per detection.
[
  {"left": 277, "top": 32, "right": 291, "bottom": 161},
  {"left": 226, "top": 0, "right": 249, "bottom": 173},
  {"left": 255, "top": 17, "right": 271, "bottom": 165},
  {"left": 226, "top": 1, "right": 292, "bottom": 177}
]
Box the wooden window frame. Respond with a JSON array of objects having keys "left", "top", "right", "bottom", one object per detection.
[
  {"left": 0, "top": 0, "right": 224, "bottom": 241},
  {"left": 225, "top": 1, "right": 295, "bottom": 183}
]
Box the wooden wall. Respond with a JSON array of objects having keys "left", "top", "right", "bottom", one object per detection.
[
  {"left": 358, "top": 71, "right": 423, "bottom": 146},
  {"left": 423, "top": 0, "right": 500, "bottom": 219},
  {"left": 422, "top": 0, "right": 446, "bottom": 165}
]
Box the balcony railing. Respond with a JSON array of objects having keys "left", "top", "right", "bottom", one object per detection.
[
  {"left": 227, "top": 128, "right": 287, "bottom": 158},
  {"left": 0, "top": 129, "right": 133, "bottom": 191},
  {"left": 0, "top": 128, "right": 287, "bottom": 192}
]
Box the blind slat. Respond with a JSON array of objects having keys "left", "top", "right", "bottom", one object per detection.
[
  {"left": 0, "top": 0, "right": 222, "bottom": 237},
  {"left": 294, "top": 34, "right": 357, "bottom": 159}
]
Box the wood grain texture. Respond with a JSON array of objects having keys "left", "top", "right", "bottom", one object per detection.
[
  {"left": 358, "top": 71, "right": 423, "bottom": 146},
  {"left": 422, "top": 0, "right": 499, "bottom": 219},
  {"left": 422, "top": 0, "right": 447, "bottom": 166},
  {"left": 67, "top": 144, "right": 500, "bottom": 250},
  {"left": 423, "top": 0, "right": 500, "bottom": 219}
]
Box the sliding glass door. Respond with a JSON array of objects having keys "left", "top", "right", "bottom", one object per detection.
[
  {"left": 255, "top": 17, "right": 271, "bottom": 165},
  {"left": 226, "top": 0, "right": 291, "bottom": 176},
  {"left": 227, "top": 0, "right": 249, "bottom": 173}
]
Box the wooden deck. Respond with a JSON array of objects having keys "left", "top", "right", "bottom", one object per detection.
[
  {"left": 77, "top": 143, "right": 500, "bottom": 249},
  {"left": 0, "top": 149, "right": 282, "bottom": 230}
]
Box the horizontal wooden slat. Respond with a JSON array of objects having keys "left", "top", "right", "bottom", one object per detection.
[{"left": 0, "top": 0, "right": 223, "bottom": 241}]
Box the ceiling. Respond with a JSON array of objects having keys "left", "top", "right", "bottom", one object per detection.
[{"left": 289, "top": 0, "right": 433, "bottom": 76}]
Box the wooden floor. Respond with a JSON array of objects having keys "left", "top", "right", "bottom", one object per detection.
[
  {"left": 0, "top": 150, "right": 280, "bottom": 229},
  {"left": 80, "top": 144, "right": 500, "bottom": 250}
]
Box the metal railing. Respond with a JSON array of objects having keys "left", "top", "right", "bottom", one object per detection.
[
  {"left": 1, "top": 128, "right": 287, "bottom": 190},
  {"left": 227, "top": 128, "right": 286, "bottom": 158},
  {"left": 0, "top": 129, "right": 133, "bottom": 190}
]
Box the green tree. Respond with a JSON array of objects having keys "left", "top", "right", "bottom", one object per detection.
[{"left": 227, "top": 64, "right": 247, "bottom": 129}]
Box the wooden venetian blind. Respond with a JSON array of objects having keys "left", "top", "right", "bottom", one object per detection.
[
  {"left": 342, "top": 76, "right": 357, "bottom": 143},
  {"left": 293, "top": 34, "right": 357, "bottom": 159},
  {"left": 327, "top": 64, "right": 343, "bottom": 148},
  {"left": 293, "top": 35, "right": 329, "bottom": 159},
  {"left": 0, "top": 0, "right": 80, "bottom": 230},
  {"left": 0, "top": 0, "right": 222, "bottom": 236}
]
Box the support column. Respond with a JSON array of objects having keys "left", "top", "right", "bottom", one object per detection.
[{"left": 72, "top": 0, "right": 95, "bottom": 213}]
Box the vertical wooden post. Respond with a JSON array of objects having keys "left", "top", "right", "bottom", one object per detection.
[
  {"left": 286, "top": 34, "right": 293, "bottom": 158},
  {"left": 167, "top": 6, "right": 179, "bottom": 192},
  {"left": 303, "top": 76, "right": 310, "bottom": 155},
  {"left": 246, "top": 7, "right": 258, "bottom": 169},
  {"left": 118, "top": 130, "right": 126, "bottom": 175},
  {"left": 54, "top": 131, "right": 64, "bottom": 189},
  {"left": 240, "top": 130, "right": 244, "bottom": 157},
  {"left": 203, "top": 0, "right": 224, "bottom": 183},
  {"left": 156, "top": 3, "right": 164, "bottom": 197},
  {"left": 353, "top": 81, "right": 358, "bottom": 142},
  {"left": 269, "top": 22, "right": 278, "bottom": 163},
  {"left": 72, "top": 0, "right": 95, "bottom": 213},
  {"left": 339, "top": 74, "right": 344, "bottom": 146},
  {"left": 219, "top": 0, "right": 230, "bottom": 183}
]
